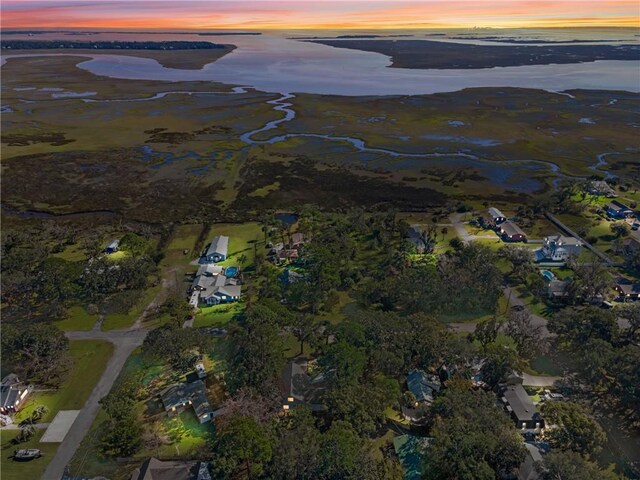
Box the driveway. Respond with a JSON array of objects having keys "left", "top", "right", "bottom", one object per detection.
[{"left": 450, "top": 213, "right": 498, "bottom": 244}]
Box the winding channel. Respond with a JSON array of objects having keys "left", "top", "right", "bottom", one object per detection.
[{"left": 236, "top": 92, "right": 614, "bottom": 186}]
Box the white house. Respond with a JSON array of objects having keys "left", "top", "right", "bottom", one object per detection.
[{"left": 536, "top": 233, "right": 582, "bottom": 262}]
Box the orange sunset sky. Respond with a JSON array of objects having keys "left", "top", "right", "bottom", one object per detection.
[{"left": 2, "top": 1, "right": 639, "bottom": 29}]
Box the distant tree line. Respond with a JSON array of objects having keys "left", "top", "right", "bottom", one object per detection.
[{"left": 1, "top": 40, "right": 226, "bottom": 51}]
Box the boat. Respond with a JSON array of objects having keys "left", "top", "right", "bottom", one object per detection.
[{"left": 13, "top": 449, "right": 42, "bottom": 461}]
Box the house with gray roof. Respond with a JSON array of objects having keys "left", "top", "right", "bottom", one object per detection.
[
  {"left": 203, "top": 235, "right": 229, "bottom": 263},
  {"left": 406, "top": 369, "right": 441, "bottom": 406},
  {"left": 159, "top": 380, "right": 216, "bottom": 424},
  {"left": 488, "top": 207, "right": 507, "bottom": 225},
  {"left": 130, "top": 457, "right": 212, "bottom": 480},
  {"left": 0, "top": 375, "right": 32, "bottom": 414},
  {"left": 502, "top": 384, "right": 544, "bottom": 431},
  {"left": 282, "top": 357, "right": 328, "bottom": 412}
]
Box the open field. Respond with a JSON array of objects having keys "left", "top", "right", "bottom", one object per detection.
[
  {"left": 15, "top": 340, "right": 114, "bottom": 424},
  {"left": 54, "top": 305, "right": 99, "bottom": 332},
  {"left": 0, "top": 429, "right": 60, "bottom": 480}
]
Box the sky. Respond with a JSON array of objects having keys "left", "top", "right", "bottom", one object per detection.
[{"left": 2, "top": 1, "right": 639, "bottom": 29}]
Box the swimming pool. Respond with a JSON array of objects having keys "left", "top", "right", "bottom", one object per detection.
[
  {"left": 540, "top": 270, "right": 555, "bottom": 282},
  {"left": 225, "top": 266, "right": 239, "bottom": 277}
]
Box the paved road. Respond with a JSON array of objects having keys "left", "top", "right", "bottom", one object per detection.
[
  {"left": 41, "top": 332, "right": 146, "bottom": 480},
  {"left": 41, "top": 279, "right": 170, "bottom": 480},
  {"left": 450, "top": 213, "right": 499, "bottom": 244}
]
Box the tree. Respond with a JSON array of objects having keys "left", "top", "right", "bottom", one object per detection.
[
  {"left": 470, "top": 316, "right": 502, "bottom": 354},
  {"left": 504, "top": 308, "right": 544, "bottom": 359},
  {"left": 119, "top": 232, "right": 153, "bottom": 257},
  {"left": 440, "top": 226, "right": 448, "bottom": 241},
  {"left": 426, "top": 380, "right": 526, "bottom": 479},
  {"left": 480, "top": 344, "right": 524, "bottom": 390},
  {"left": 227, "top": 315, "right": 286, "bottom": 395},
  {"left": 1, "top": 323, "right": 70, "bottom": 386},
  {"left": 142, "top": 324, "right": 210, "bottom": 372},
  {"left": 268, "top": 407, "right": 322, "bottom": 480},
  {"left": 318, "top": 341, "right": 366, "bottom": 388},
  {"left": 548, "top": 306, "right": 618, "bottom": 346},
  {"left": 610, "top": 222, "right": 630, "bottom": 239},
  {"left": 566, "top": 256, "right": 611, "bottom": 304},
  {"left": 160, "top": 295, "right": 193, "bottom": 325},
  {"left": 213, "top": 415, "right": 273, "bottom": 479},
  {"left": 290, "top": 314, "right": 317, "bottom": 356},
  {"left": 500, "top": 245, "right": 534, "bottom": 284},
  {"left": 541, "top": 401, "right": 606, "bottom": 455},
  {"left": 538, "top": 451, "right": 625, "bottom": 480}
]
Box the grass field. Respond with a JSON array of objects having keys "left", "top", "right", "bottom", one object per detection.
[
  {"left": 0, "top": 429, "right": 60, "bottom": 480},
  {"left": 54, "top": 305, "right": 99, "bottom": 332},
  {"left": 193, "top": 302, "right": 244, "bottom": 328},
  {"left": 206, "top": 222, "right": 263, "bottom": 268},
  {"left": 102, "top": 286, "right": 160, "bottom": 331},
  {"left": 15, "top": 340, "right": 114, "bottom": 424}
]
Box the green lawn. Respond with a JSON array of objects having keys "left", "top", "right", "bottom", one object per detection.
[
  {"left": 0, "top": 429, "right": 60, "bottom": 480},
  {"left": 15, "top": 340, "right": 114, "bottom": 424},
  {"left": 162, "top": 224, "right": 204, "bottom": 270},
  {"left": 193, "top": 302, "right": 244, "bottom": 328},
  {"left": 54, "top": 305, "right": 98, "bottom": 332},
  {"left": 206, "top": 222, "right": 263, "bottom": 268},
  {"left": 51, "top": 243, "right": 86, "bottom": 262},
  {"left": 102, "top": 285, "right": 159, "bottom": 331}
]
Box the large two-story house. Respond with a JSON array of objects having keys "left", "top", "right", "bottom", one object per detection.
[{"left": 536, "top": 233, "right": 582, "bottom": 262}]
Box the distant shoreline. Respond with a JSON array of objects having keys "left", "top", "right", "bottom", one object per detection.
[{"left": 308, "top": 39, "right": 640, "bottom": 70}]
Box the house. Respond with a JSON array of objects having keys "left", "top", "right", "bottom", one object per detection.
[
  {"left": 105, "top": 239, "right": 119, "bottom": 254},
  {"left": 200, "top": 285, "right": 242, "bottom": 305},
  {"left": 0, "top": 375, "right": 32, "bottom": 414},
  {"left": 406, "top": 225, "right": 426, "bottom": 250},
  {"left": 196, "top": 264, "right": 224, "bottom": 277},
  {"left": 586, "top": 180, "right": 616, "bottom": 198},
  {"left": 488, "top": 207, "right": 507, "bottom": 225},
  {"left": 276, "top": 248, "right": 299, "bottom": 263},
  {"left": 606, "top": 201, "right": 634, "bottom": 219},
  {"left": 195, "top": 363, "right": 206, "bottom": 379},
  {"left": 289, "top": 232, "right": 307, "bottom": 249},
  {"left": 282, "top": 357, "right": 328, "bottom": 412},
  {"left": 280, "top": 268, "right": 304, "bottom": 285},
  {"left": 502, "top": 384, "right": 544, "bottom": 431},
  {"left": 203, "top": 235, "right": 229, "bottom": 263},
  {"left": 536, "top": 233, "right": 582, "bottom": 262},
  {"left": 500, "top": 221, "right": 527, "bottom": 242},
  {"left": 614, "top": 282, "right": 640, "bottom": 301},
  {"left": 546, "top": 278, "right": 572, "bottom": 300},
  {"left": 130, "top": 457, "right": 212, "bottom": 480},
  {"left": 517, "top": 443, "right": 544, "bottom": 480},
  {"left": 406, "top": 369, "right": 441, "bottom": 406},
  {"left": 159, "top": 380, "right": 216, "bottom": 424}
]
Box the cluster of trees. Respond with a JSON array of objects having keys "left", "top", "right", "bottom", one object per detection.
[
  {"left": 549, "top": 305, "right": 640, "bottom": 425},
  {"left": 360, "top": 242, "right": 502, "bottom": 317},
  {"left": 212, "top": 407, "right": 403, "bottom": 479},
  {"left": 142, "top": 323, "right": 212, "bottom": 372},
  {"left": 99, "top": 372, "right": 144, "bottom": 458},
  {"left": 1, "top": 227, "right": 159, "bottom": 320},
  {"left": 1, "top": 323, "right": 70, "bottom": 386}
]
